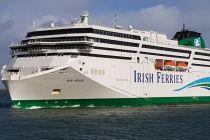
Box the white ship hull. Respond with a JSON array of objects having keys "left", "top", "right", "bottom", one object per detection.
[{"left": 2, "top": 56, "right": 210, "bottom": 108}]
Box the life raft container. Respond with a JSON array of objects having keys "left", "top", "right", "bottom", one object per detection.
[
  {"left": 164, "top": 60, "right": 176, "bottom": 71},
  {"left": 176, "top": 61, "right": 188, "bottom": 72}
]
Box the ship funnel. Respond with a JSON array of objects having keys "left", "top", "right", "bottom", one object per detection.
[
  {"left": 173, "top": 25, "right": 206, "bottom": 49},
  {"left": 80, "top": 11, "right": 89, "bottom": 25}
]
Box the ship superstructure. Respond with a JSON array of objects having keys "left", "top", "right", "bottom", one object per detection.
[{"left": 2, "top": 12, "right": 210, "bottom": 109}]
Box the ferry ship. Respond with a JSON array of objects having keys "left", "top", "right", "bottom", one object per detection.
[{"left": 1, "top": 11, "right": 210, "bottom": 109}]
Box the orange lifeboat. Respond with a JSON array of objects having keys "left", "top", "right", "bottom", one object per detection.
[
  {"left": 155, "top": 59, "right": 163, "bottom": 70},
  {"left": 164, "top": 60, "right": 176, "bottom": 71},
  {"left": 176, "top": 61, "right": 188, "bottom": 72}
]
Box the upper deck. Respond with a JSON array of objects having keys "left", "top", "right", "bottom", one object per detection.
[{"left": 9, "top": 11, "right": 210, "bottom": 60}]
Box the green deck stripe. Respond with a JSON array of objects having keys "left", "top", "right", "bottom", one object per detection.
[{"left": 12, "top": 96, "right": 210, "bottom": 109}]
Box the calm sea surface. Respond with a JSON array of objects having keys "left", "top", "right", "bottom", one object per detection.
[{"left": 1, "top": 91, "right": 210, "bottom": 140}]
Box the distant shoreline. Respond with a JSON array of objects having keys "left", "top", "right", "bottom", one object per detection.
[{"left": 0, "top": 89, "right": 8, "bottom": 92}]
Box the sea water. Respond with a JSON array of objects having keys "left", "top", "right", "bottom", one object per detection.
[{"left": 0, "top": 91, "right": 210, "bottom": 140}]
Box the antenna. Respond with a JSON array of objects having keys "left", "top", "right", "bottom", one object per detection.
[
  {"left": 32, "top": 21, "right": 36, "bottom": 29},
  {"left": 32, "top": 10, "right": 36, "bottom": 29},
  {"left": 114, "top": 14, "right": 117, "bottom": 28},
  {"left": 183, "top": 23, "right": 185, "bottom": 31}
]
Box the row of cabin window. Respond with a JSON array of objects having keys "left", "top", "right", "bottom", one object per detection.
[
  {"left": 26, "top": 28, "right": 92, "bottom": 37},
  {"left": 14, "top": 53, "right": 132, "bottom": 60},
  {"left": 13, "top": 48, "right": 28, "bottom": 53},
  {"left": 13, "top": 46, "right": 86, "bottom": 53},
  {"left": 89, "top": 37, "right": 139, "bottom": 47},
  {"left": 191, "top": 63, "right": 210, "bottom": 67},
  {"left": 142, "top": 44, "right": 191, "bottom": 54},
  {"left": 21, "top": 36, "right": 139, "bottom": 47},
  {"left": 12, "top": 45, "right": 137, "bottom": 54},
  {"left": 92, "top": 29, "right": 141, "bottom": 40},
  {"left": 195, "top": 52, "right": 210, "bottom": 57},
  {"left": 26, "top": 28, "right": 141, "bottom": 40},
  {"left": 22, "top": 36, "right": 86, "bottom": 44}
]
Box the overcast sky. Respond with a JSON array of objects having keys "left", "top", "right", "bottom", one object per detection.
[{"left": 0, "top": 0, "right": 210, "bottom": 88}]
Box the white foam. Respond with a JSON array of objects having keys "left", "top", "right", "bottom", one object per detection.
[
  {"left": 12, "top": 105, "right": 21, "bottom": 109},
  {"left": 71, "top": 104, "right": 80, "bottom": 108},
  {"left": 122, "top": 105, "right": 131, "bottom": 107},
  {"left": 87, "top": 104, "right": 95, "bottom": 107},
  {"left": 27, "top": 106, "right": 42, "bottom": 109}
]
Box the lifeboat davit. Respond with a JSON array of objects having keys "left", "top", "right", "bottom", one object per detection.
[
  {"left": 176, "top": 61, "right": 188, "bottom": 72},
  {"left": 164, "top": 60, "right": 176, "bottom": 71}
]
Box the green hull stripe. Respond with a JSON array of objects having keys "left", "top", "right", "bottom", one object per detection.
[{"left": 12, "top": 96, "right": 210, "bottom": 109}]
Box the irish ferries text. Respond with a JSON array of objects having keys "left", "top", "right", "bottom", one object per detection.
[{"left": 134, "top": 71, "right": 183, "bottom": 84}]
